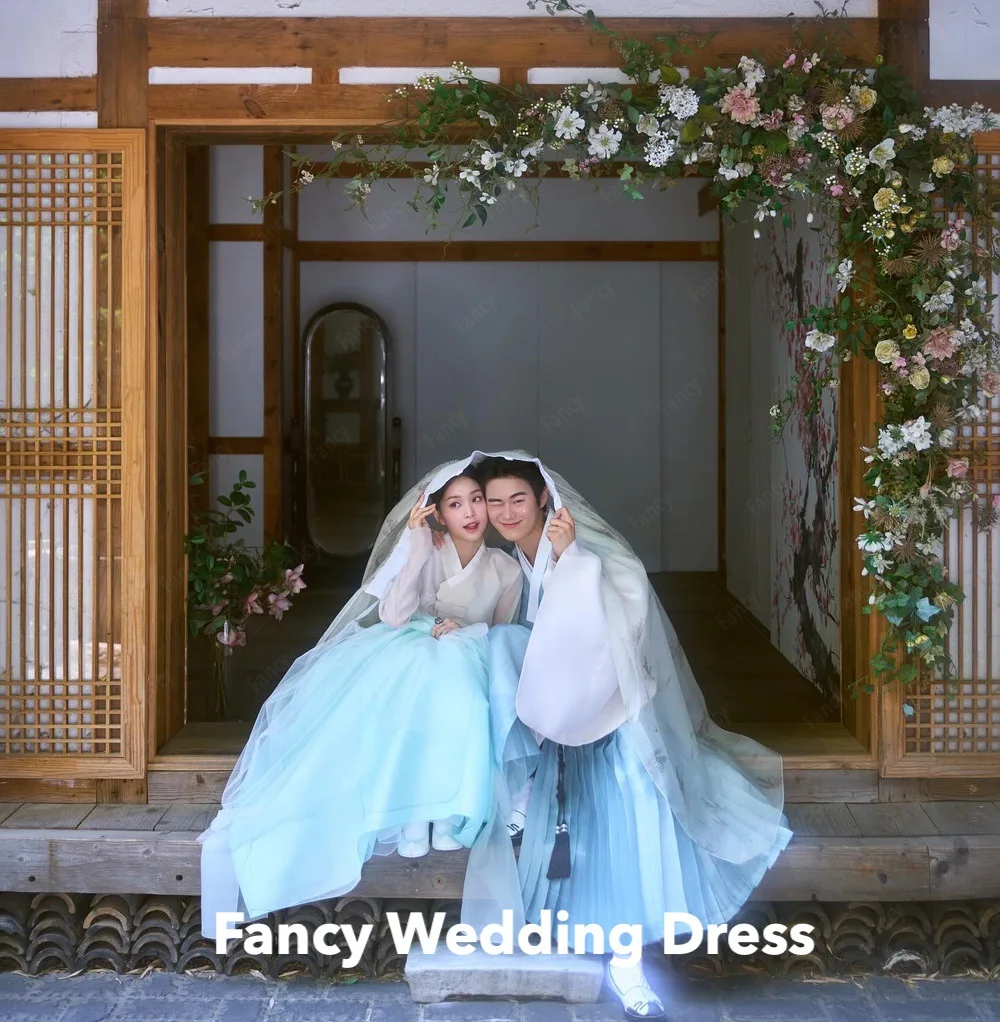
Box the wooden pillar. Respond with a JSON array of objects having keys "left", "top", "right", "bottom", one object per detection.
[
  {"left": 186, "top": 147, "right": 211, "bottom": 517},
  {"left": 263, "top": 147, "right": 285, "bottom": 543},
  {"left": 96, "top": 0, "right": 148, "bottom": 803},
  {"left": 97, "top": 0, "right": 148, "bottom": 128},
  {"left": 878, "top": 0, "right": 929, "bottom": 99}
]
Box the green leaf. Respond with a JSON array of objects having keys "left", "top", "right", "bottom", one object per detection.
[
  {"left": 680, "top": 119, "right": 702, "bottom": 144},
  {"left": 462, "top": 213, "right": 476, "bottom": 228},
  {"left": 658, "top": 65, "right": 682, "bottom": 85}
]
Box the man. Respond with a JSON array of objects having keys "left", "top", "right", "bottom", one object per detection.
[{"left": 481, "top": 456, "right": 669, "bottom": 1020}]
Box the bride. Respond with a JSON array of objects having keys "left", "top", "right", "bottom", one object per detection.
[{"left": 199, "top": 463, "right": 522, "bottom": 932}]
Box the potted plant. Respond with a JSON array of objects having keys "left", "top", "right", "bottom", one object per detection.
[{"left": 184, "top": 470, "right": 305, "bottom": 719}]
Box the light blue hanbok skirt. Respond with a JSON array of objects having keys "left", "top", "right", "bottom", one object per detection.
[
  {"left": 486, "top": 624, "right": 793, "bottom": 949},
  {"left": 201, "top": 615, "right": 494, "bottom": 924}
]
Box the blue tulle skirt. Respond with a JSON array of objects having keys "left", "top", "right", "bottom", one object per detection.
[
  {"left": 486, "top": 624, "right": 793, "bottom": 949},
  {"left": 202, "top": 615, "right": 494, "bottom": 922}
]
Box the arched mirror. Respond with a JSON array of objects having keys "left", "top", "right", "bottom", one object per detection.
[{"left": 301, "top": 303, "right": 391, "bottom": 557}]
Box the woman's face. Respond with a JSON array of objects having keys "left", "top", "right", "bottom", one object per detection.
[
  {"left": 435, "top": 476, "right": 487, "bottom": 542},
  {"left": 485, "top": 476, "right": 547, "bottom": 544}
]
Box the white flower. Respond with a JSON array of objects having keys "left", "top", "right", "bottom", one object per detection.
[
  {"left": 636, "top": 113, "right": 660, "bottom": 136},
  {"left": 868, "top": 552, "right": 892, "bottom": 574},
  {"left": 480, "top": 150, "right": 500, "bottom": 170},
  {"left": 521, "top": 139, "right": 544, "bottom": 159},
  {"left": 937, "top": 428, "right": 955, "bottom": 448},
  {"left": 786, "top": 95, "right": 806, "bottom": 113},
  {"left": 896, "top": 122, "right": 926, "bottom": 140},
  {"left": 554, "top": 106, "right": 586, "bottom": 140},
  {"left": 478, "top": 109, "right": 498, "bottom": 126},
  {"left": 769, "top": 404, "right": 781, "bottom": 417},
  {"left": 645, "top": 134, "right": 676, "bottom": 168},
  {"left": 804, "top": 329, "right": 836, "bottom": 353},
  {"left": 924, "top": 102, "right": 1000, "bottom": 137},
  {"left": 717, "top": 165, "right": 740, "bottom": 181},
  {"left": 581, "top": 83, "right": 609, "bottom": 111},
  {"left": 505, "top": 180, "right": 517, "bottom": 191},
  {"left": 329, "top": 139, "right": 343, "bottom": 151},
  {"left": 878, "top": 427, "right": 904, "bottom": 458},
  {"left": 922, "top": 280, "right": 955, "bottom": 314},
  {"left": 459, "top": 167, "right": 481, "bottom": 185},
  {"left": 868, "top": 137, "right": 896, "bottom": 168},
  {"left": 854, "top": 497, "right": 877, "bottom": 518},
  {"left": 505, "top": 157, "right": 528, "bottom": 177},
  {"left": 834, "top": 258, "right": 854, "bottom": 293},
  {"left": 298, "top": 170, "right": 314, "bottom": 184},
  {"left": 735, "top": 161, "right": 754, "bottom": 177},
  {"left": 753, "top": 229, "right": 761, "bottom": 239},
  {"left": 901, "top": 416, "right": 933, "bottom": 451},
  {"left": 965, "top": 278, "right": 988, "bottom": 303},
  {"left": 423, "top": 165, "right": 440, "bottom": 186},
  {"left": 739, "top": 55, "right": 766, "bottom": 88},
  {"left": 858, "top": 534, "right": 889, "bottom": 553},
  {"left": 587, "top": 122, "right": 622, "bottom": 160},
  {"left": 479, "top": 193, "right": 497, "bottom": 206},
  {"left": 659, "top": 85, "right": 700, "bottom": 121}
]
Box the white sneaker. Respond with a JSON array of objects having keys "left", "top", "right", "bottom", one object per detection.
[
  {"left": 430, "top": 819, "right": 463, "bottom": 852},
  {"left": 606, "top": 959, "right": 667, "bottom": 1019},
  {"left": 397, "top": 822, "right": 430, "bottom": 858}
]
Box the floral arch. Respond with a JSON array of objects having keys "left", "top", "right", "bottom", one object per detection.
[{"left": 273, "top": 3, "right": 1000, "bottom": 688}]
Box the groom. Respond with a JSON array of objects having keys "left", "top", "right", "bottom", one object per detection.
[{"left": 480, "top": 456, "right": 668, "bottom": 1021}]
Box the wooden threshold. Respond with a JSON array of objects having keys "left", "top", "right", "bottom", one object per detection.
[{"left": 1, "top": 798, "right": 997, "bottom": 901}]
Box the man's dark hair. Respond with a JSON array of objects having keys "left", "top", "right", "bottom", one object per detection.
[{"left": 479, "top": 457, "right": 547, "bottom": 504}]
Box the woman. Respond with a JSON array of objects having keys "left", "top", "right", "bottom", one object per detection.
[{"left": 199, "top": 466, "right": 522, "bottom": 935}]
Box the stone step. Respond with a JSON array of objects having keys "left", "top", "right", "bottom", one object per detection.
[{"left": 404, "top": 944, "right": 604, "bottom": 1003}]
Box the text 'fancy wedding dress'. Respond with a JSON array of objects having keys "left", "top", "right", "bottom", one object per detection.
[{"left": 198, "top": 507, "right": 522, "bottom": 937}]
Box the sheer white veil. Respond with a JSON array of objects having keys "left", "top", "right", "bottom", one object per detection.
[{"left": 316, "top": 449, "right": 786, "bottom": 867}]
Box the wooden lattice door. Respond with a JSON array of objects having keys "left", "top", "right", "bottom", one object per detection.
[
  {"left": 880, "top": 134, "right": 1000, "bottom": 777},
  {"left": 0, "top": 131, "right": 147, "bottom": 778}
]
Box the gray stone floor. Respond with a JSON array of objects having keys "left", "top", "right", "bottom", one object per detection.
[{"left": 0, "top": 971, "right": 998, "bottom": 1022}]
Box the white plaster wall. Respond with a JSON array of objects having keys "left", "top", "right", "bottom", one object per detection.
[
  {"left": 930, "top": 0, "right": 1000, "bottom": 80},
  {"left": 0, "top": 0, "right": 96, "bottom": 78}
]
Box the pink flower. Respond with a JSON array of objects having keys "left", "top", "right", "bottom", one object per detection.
[
  {"left": 881, "top": 383, "right": 896, "bottom": 395},
  {"left": 946, "top": 458, "right": 969, "bottom": 479},
  {"left": 829, "top": 182, "right": 844, "bottom": 196},
  {"left": 802, "top": 59, "right": 813, "bottom": 73},
  {"left": 922, "top": 328, "right": 959, "bottom": 361},
  {"left": 720, "top": 85, "right": 760, "bottom": 125},
  {"left": 893, "top": 357, "right": 908, "bottom": 369},
  {"left": 783, "top": 53, "right": 797, "bottom": 68},
  {"left": 220, "top": 572, "right": 233, "bottom": 584},
  {"left": 759, "top": 109, "right": 784, "bottom": 131},
  {"left": 245, "top": 591, "right": 264, "bottom": 615},
  {"left": 981, "top": 369, "right": 1000, "bottom": 395},
  {"left": 217, "top": 627, "right": 246, "bottom": 649},
  {"left": 283, "top": 564, "right": 307, "bottom": 595},
  {"left": 911, "top": 352, "right": 926, "bottom": 366},
  {"left": 268, "top": 592, "right": 292, "bottom": 620},
  {"left": 821, "top": 103, "right": 855, "bottom": 131},
  {"left": 209, "top": 600, "right": 227, "bottom": 616}
]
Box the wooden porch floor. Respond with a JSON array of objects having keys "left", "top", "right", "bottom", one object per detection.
[{"left": 1, "top": 800, "right": 998, "bottom": 903}]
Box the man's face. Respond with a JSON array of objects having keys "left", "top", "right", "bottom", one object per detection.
[{"left": 486, "top": 476, "right": 547, "bottom": 545}]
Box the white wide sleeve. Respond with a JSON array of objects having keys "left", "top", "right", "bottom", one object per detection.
[
  {"left": 491, "top": 554, "right": 524, "bottom": 626},
  {"left": 378, "top": 526, "right": 435, "bottom": 627},
  {"left": 514, "top": 541, "right": 627, "bottom": 746}
]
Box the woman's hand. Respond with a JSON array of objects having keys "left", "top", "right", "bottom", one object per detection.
[
  {"left": 408, "top": 493, "right": 436, "bottom": 531},
  {"left": 432, "top": 617, "right": 461, "bottom": 639},
  {"left": 547, "top": 507, "right": 576, "bottom": 558}
]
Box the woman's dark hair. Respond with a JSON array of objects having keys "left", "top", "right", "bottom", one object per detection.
[
  {"left": 428, "top": 468, "right": 484, "bottom": 512},
  {"left": 479, "top": 457, "right": 547, "bottom": 505}
]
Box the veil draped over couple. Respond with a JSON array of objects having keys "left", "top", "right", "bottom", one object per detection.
[{"left": 199, "top": 450, "right": 792, "bottom": 1019}]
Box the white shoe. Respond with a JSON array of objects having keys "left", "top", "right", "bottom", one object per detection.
[
  {"left": 430, "top": 819, "right": 463, "bottom": 852},
  {"left": 606, "top": 960, "right": 667, "bottom": 1019},
  {"left": 397, "top": 822, "right": 430, "bottom": 858}
]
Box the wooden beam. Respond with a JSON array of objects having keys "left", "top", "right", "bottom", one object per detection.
[
  {"left": 206, "top": 436, "right": 267, "bottom": 455},
  {"left": 0, "top": 779, "right": 97, "bottom": 804},
  {"left": 187, "top": 146, "right": 211, "bottom": 518},
  {"left": 925, "top": 80, "right": 1000, "bottom": 108},
  {"left": 296, "top": 240, "right": 718, "bottom": 261},
  {"left": 95, "top": 778, "right": 148, "bottom": 804},
  {"left": 208, "top": 224, "right": 266, "bottom": 242},
  {"left": 262, "top": 146, "right": 284, "bottom": 543},
  {"left": 149, "top": 84, "right": 399, "bottom": 123},
  {"left": 0, "top": 77, "right": 97, "bottom": 112},
  {"left": 148, "top": 17, "right": 880, "bottom": 72},
  {"left": 97, "top": 0, "right": 148, "bottom": 128}
]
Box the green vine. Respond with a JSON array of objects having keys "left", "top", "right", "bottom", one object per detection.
[{"left": 260, "top": 5, "right": 1000, "bottom": 689}]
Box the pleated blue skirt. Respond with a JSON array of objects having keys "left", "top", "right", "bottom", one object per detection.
[{"left": 487, "top": 625, "right": 793, "bottom": 950}]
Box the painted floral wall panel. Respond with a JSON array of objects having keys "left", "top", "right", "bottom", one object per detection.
[{"left": 755, "top": 206, "right": 840, "bottom": 702}]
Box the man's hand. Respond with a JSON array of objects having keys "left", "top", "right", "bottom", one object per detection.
[
  {"left": 432, "top": 617, "right": 461, "bottom": 639},
  {"left": 546, "top": 507, "right": 576, "bottom": 558}
]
